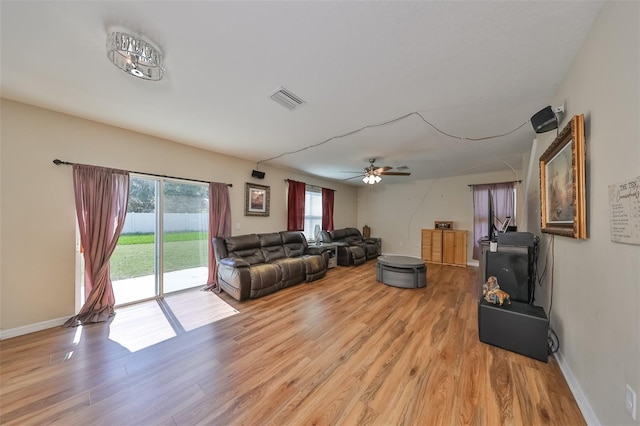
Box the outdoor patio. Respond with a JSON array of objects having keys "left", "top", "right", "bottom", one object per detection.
[{"left": 112, "top": 266, "right": 208, "bottom": 306}]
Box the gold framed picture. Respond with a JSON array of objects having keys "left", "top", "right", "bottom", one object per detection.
[
  {"left": 539, "top": 114, "right": 586, "bottom": 239},
  {"left": 245, "top": 183, "right": 270, "bottom": 216}
]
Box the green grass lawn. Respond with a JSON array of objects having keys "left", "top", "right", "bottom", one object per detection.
[{"left": 110, "top": 232, "right": 208, "bottom": 280}]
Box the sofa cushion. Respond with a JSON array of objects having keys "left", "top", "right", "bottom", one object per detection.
[
  {"left": 260, "top": 232, "right": 286, "bottom": 262},
  {"left": 280, "top": 231, "right": 308, "bottom": 257},
  {"left": 330, "top": 228, "right": 348, "bottom": 241},
  {"left": 300, "top": 255, "right": 326, "bottom": 282},
  {"left": 345, "top": 236, "right": 363, "bottom": 245},
  {"left": 225, "top": 234, "right": 265, "bottom": 265},
  {"left": 249, "top": 263, "right": 282, "bottom": 290},
  {"left": 270, "top": 257, "right": 305, "bottom": 285}
]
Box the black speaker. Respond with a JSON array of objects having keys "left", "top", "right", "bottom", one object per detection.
[
  {"left": 251, "top": 170, "right": 265, "bottom": 179},
  {"left": 497, "top": 231, "right": 537, "bottom": 247},
  {"left": 486, "top": 247, "right": 532, "bottom": 303},
  {"left": 478, "top": 299, "right": 549, "bottom": 362},
  {"left": 531, "top": 106, "right": 558, "bottom": 133}
]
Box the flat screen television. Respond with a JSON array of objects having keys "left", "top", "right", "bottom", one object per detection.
[{"left": 487, "top": 189, "right": 496, "bottom": 241}]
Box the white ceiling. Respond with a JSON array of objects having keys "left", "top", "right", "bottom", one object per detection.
[{"left": 0, "top": 1, "right": 603, "bottom": 185}]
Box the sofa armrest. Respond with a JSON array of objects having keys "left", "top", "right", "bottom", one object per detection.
[
  {"left": 219, "top": 257, "right": 250, "bottom": 268},
  {"left": 332, "top": 241, "right": 349, "bottom": 247},
  {"left": 305, "top": 246, "right": 328, "bottom": 256}
]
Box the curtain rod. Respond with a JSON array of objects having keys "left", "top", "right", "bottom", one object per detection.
[
  {"left": 284, "top": 178, "right": 336, "bottom": 192},
  {"left": 53, "top": 159, "right": 232, "bottom": 187},
  {"left": 467, "top": 179, "right": 521, "bottom": 188}
]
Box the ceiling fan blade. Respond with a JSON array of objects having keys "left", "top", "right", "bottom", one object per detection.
[
  {"left": 342, "top": 174, "right": 365, "bottom": 181},
  {"left": 340, "top": 170, "right": 364, "bottom": 173},
  {"left": 380, "top": 171, "right": 411, "bottom": 176},
  {"left": 373, "top": 166, "right": 392, "bottom": 174}
]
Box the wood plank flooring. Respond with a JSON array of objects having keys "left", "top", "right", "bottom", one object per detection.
[{"left": 0, "top": 262, "right": 585, "bottom": 425}]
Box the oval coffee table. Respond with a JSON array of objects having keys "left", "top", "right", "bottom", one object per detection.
[{"left": 376, "top": 255, "right": 427, "bottom": 289}]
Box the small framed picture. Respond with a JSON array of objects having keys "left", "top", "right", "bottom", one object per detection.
[{"left": 245, "top": 183, "right": 270, "bottom": 216}]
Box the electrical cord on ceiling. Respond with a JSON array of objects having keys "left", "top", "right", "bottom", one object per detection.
[
  {"left": 255, "top": 111, "right": 531, "bottom": 166},
  {"left": 403, "top": 157, "right": 521, "bottom": 243}
]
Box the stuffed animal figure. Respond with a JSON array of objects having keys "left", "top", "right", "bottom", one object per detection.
[
  {"left": 483, "top": 276, "right": 511, "bottom": 306},
  {"left": 482, "top": 276, "right": 499, "bottom": 295}
]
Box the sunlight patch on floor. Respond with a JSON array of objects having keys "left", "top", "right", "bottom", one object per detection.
[
  {"left": 109, "top": 301, "right": 177, "bottom": 352},
  {"left": 165, "top": 290, "right": 239, "bottom": 332},
  {"left": 108, "top": 289, "right": 239, "bottom": 352}
]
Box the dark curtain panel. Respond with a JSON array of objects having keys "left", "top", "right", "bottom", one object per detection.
[
  {"left": 321, "top": 188, "right": 335, "bottom": 231},
  {"left": 206, "top": 182, "right": 232, "bottom": 292},
  {"left": 287, "top": 180, "right": 306, "bottom": 231},
  {"left": 64, "top": 164, "right": 129, "bottom": 327},
  {"left": 472, "top": 182, "right": 515, "bottom": 260}
]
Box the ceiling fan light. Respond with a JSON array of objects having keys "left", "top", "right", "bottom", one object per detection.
[{"left": 362, "top": 174, "right": 380, "bottom": 185}]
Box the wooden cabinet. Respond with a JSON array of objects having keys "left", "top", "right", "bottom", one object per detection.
[
  {"left": 421, "top": 229, "right": 467, "bottom": 267},
  {"left": 421, "top": 229, "right": 442, "bottom": 263}
]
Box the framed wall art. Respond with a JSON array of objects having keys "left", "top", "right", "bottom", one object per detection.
[
  {"left": 539, "top": 114, "right": 586, "bottom": 239},
  {"left": 245, "top": 182, "right": 270, "bottom": 216}
]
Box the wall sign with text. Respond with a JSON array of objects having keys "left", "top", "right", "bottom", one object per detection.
[{"left": 608, "top": 175, "right": 640, "bottom": 245}]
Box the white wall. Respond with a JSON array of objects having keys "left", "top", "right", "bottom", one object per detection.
[
  {"left": 356, "top": 169, "right": 524, "bottom": 261},
  {"left": 524, "top": 3, "right": 640, "bottom": 425},
  {"left": 0, "top": 99, "right": 358, "bottom": 331}
]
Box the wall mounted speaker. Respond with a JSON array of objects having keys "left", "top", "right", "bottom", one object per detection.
[
  {"left": 251, "top": 170, "right": 265, "bottom": 179},
  {"left": 531, "top": 106, "right": 558, "bottom": 133}
]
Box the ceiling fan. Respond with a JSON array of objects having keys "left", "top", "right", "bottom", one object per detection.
[{"left": 343, "top": 158, "right": 411, "bottom": 184}]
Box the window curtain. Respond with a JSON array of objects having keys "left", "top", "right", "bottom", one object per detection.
[
  {"left": 64, "top": 164, "right": 129, "bottom": 327},
  {"left": 472, "top": 182, "right": 515, "bottom": 260},
  {"left": 321, "top": 188, "right": 334, "bottom": 231},
  {"left": 287, "top": 180, "right": 305, "bottom": 231},
  {"left": 205, "top": 182, "right": 232, "bottom": 292}
]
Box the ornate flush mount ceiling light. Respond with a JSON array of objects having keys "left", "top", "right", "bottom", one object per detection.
[{"left": 106, "top": 30, "right": 164, "bottom": 80}]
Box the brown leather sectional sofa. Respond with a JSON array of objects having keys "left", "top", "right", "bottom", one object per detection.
[
  {"left": 213, "top": 231, "right": 329, "bottom": 301},
  {"left": 321, "top": 227, "right": 380, "bottom": 266}
]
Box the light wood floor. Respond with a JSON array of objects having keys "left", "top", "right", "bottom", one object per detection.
[{"left": 0, "top": 262, "right": 584, "bottom": 425}]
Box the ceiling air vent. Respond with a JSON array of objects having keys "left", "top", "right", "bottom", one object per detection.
[{"left": 269, "top": 87, "right": 306, "bottom": 111}]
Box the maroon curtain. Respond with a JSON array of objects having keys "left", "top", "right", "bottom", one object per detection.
[
  {"left": 322, "top": 188, "right": 335, "bottom": 231},
  {"left": 64, "top": 164, "right": 129, "bottom": 327},
  {"left": 472, "top": 182, "right": 515, "bottom": 259},
  {"left": 287, "top": 180, "right": 305, "bottom": 231},
  {"left": 206, "top": 182, "right": 232, "bottom": 292}
]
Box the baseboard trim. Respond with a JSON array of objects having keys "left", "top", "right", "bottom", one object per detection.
[
  {"left": 554, "top": 350, "right": 600, "bottom": 425},
  {"left": 0, "top": 316, "right": 68, "bottom": 340}
]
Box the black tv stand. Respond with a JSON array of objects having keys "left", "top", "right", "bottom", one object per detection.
[
  {"left": 478, "top": 299, "right": 549, "bottom": 362},
  {"left": 477, "top": 232, "right": 548, "bottom": 362}
]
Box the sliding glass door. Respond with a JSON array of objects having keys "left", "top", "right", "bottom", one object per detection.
[
  {"left": 162, "top": 181, "right": 209, "bottom": 293},
  {"left": 110, "top": 176, "right": 208, "bottom": 306},
  {"left": 111, "top": 177, "right": 159, "bottom": 305}
]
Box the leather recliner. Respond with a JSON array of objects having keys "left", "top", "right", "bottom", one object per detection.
[{"left": 321, "top": 227, "right": 378, "bottom": 266}]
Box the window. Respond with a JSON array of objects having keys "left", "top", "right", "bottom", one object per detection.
[
  {"left": 303, "top": 188, "right": 322, "bottom": 242},
  {"left": 472, "top": 183, "right": 516, "bottom": 260}
]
